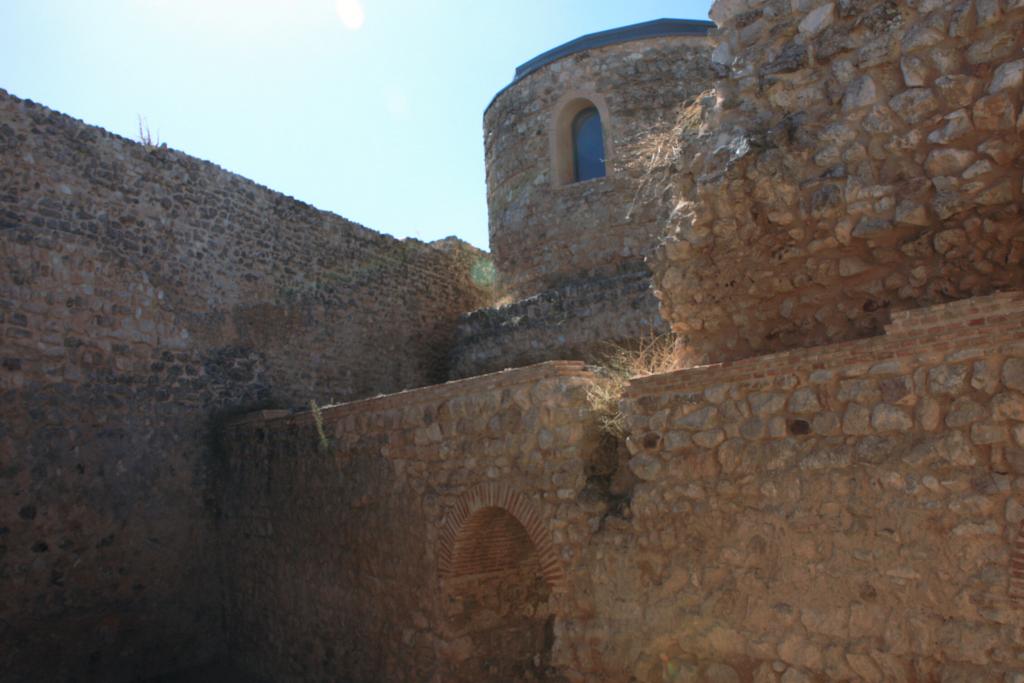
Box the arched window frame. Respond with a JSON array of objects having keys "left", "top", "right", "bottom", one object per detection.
[
  {"left": 570, "top": 107, "right": 605, "bottom": 182},
  {"left": 550, "top": 91, "right": 613, "bottom": 188}
]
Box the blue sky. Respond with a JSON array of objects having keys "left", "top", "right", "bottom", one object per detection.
[{"left": 0, "top": 0, "right": 712, "bottom": 250}]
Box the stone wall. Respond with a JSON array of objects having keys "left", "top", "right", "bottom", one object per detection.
[
  {"left": 219, "top": 362, "right": 603, "bottom": 683},
  {"left": 612, "top": 292, "right": 1024, "bottom": 681},
  {"left": 218, "top": 292, "right": 1024, "bottom": 683},
  {"left": 649, "top": 0, "right": 1024, "bottom": 365},
  {"left": 0, "top": 89, "right": 491, "bottom": 681},
  {"left": 450, "top": 263, "right": 666, "bottom": 379},
  {"left": 485, "top": 35, "right": 714, "bottom": 298}
]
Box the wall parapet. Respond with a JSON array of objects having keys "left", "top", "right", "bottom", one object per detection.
[
  {"left": 229, "top": 360, "right": 594, "bottom": 429},
  {"left": 628, "top": 291, "right": 1024, "bottom": 397}
]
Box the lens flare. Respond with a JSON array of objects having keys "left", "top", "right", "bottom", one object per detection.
[{"left": 335, "top": 0, "right": 365, "bottom": 30}]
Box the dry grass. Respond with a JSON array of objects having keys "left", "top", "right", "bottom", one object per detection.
[
  {"left": 586, "top": 333, "right": 679, "bottom": 440},
  {"left": 136, "top": 115, "right": 162, "bottom": 148},
  {"left": 625, "top": 90, "right": 715, "bottom": 222},
  {"left": 309, "top": 399, "right": 329, "bottom": 452}
]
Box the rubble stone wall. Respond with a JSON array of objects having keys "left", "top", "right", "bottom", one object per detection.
[
  {"left": 610, "top": 292, "right": 1024, "bottom": 681},
  {"left": 0, "top": 89, "right": 490, "bottom": 681},
  {"left": 219, "top": 362, "right": 602, "bottom": 683},
  {"left": 450, "top": 263, "right": 666, "bottom": 379},
  {"left": 650, "top": 0, "right": 1024, "bottom": 365},
  {"left": 485, "top": 35, "right": 714, "bottom": 297}
]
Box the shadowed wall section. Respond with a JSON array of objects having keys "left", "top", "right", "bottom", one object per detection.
[
  {"left": 438, "top": 482, "right": 566, "bottom": 590},
  {"left": 0, "top": 88, "right": 491, "bottom": 682},
  {"left": 220, "top": 363, "right": 600, "bottom": 683}
]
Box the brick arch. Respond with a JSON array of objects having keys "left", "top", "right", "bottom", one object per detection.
[
  {"left": 1010, "top": 519, "right": 1024, "bottom": 605},
  {"left": 437, "top": 482, "right": 566, "bottom": 591}
]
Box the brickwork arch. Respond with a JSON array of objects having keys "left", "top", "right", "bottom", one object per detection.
[
  {"left": 1010, "top": 519, "right": 1024, "bottom": 606},
  {"left": 437, "top": 482, "right": 566, "bottom": 591}
]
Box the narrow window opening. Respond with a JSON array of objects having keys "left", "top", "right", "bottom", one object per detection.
[{"left": 571, "top": 107, "right": 605, "bottom": 182}]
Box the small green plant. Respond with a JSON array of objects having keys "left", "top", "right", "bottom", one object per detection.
[
  {"left": 586, "top": 333, "right": 679, "bottom": 440},
  {"left": 309, "top": 399, "right": 329, "bottom": 452}
]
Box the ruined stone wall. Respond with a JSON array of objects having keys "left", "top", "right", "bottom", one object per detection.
[
  {"left": 218, "top": 293, "right": 1024, "bottom": 683},
  {"left": 450, "top": 263, "right": 665, "bottom": 379},
  {"left": 0, "top": 89, "right": 490, "bottom": 681},
  {"left": 219, "top": 362, "right": 602, "bottom": 683},
  {"left": 485, "top": 35, "right": 714, "bottom": 298},
  {"left": 605, "top": 292, "right": 1024, "bottom": 681},
  {"left": 650, "top": 0, "right": 1024, "bottom": 364}
]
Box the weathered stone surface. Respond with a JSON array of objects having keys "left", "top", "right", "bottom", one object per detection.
[
  {"left": 677, "top": 405, "right": 720, "bottom": 430},
  {"left": 993, "top": 392, "right": 1024, "bottom": 421},
  {"left": 1004, "top": 358, "right": 1024, "bottom": 391},
  {"left": 451, "top": 265, "right": 667, "bottom": 378},
  {"left": 925, "top": 148, "right": 976, "bottom": 177},
  {"left": 927, "top": 109, "right": 973, "bottom": 144},
  {"left": 872, "top": 403, "right": 913, "bottom": 431},
  {"left": 750, "top": 391, "right": 788, "bottom": 416},
  {"left": 929, "top": 364, "right": 969, "bottom": 395},
  {"left": 946, "top": 396, "right": 987, "bottom": 427},
  {"left": 789, "top": 388, "right": 822, "bottom": 413},
  {"left": 843, "top": 403, "right": 873, "bottom": 434},
  {"left": 648, "top": 0, "right": 1024, "bottom": 366},
  {"left": 906, "top": 431, "right": 976, "bottom": 466},
  {"left": 800, "top": 3, "right": 835, "bottom": 34},
  {"left": 0, "top": 87, "right": 492, "bottom": 682},
  {"left": 485, "top": 32, "right": 714, "bottom": 297},
  {"left": 966, "top": 31, "right": 1017, "bottom": 64},
  {"left": 890, "top": 88, "right": 940, "bottom": 124},
  {"left": 989, "top": 59, "right": 1024, "bottom": 93},
  {"left": 11, "top": 1, "right": 1024, "bottom": 681},
  {"left": 779, "top": 634, "right": 824, "bottom": 670},
  {"left": 934, "top": 74, "right": 983, "bottom": 108},
  {"left": 629, "top": 453, "right": 662, "bottom": 480},
  {"left": 844, "top": 76, "right": 879, "bottom": 110},
  {"left": 973, "top": 92, "right": 1017, "bottom": 130}
]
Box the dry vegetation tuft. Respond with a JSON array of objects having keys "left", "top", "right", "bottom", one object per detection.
[{"left": 586, "top": 333, "right": 679, "bottom": 440}]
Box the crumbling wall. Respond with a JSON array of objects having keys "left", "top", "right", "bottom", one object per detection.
[
  {"left": 0, "top": 89, "right": 491, "bottom": 681},
  {"left": 485, "top": 35, "right": 714, "bottom": 298},
  {"left": 650, "top": 0, "right": 1024, "bottom": 364},
  {"left": 219, "top": 362, "right": 601, "bottom": 683},
  {"left": 450, "top": 264, "right": 666, "bottom": 379},
  {"left": 604, "top": 292, "right": 1024, "bottom": 681}
]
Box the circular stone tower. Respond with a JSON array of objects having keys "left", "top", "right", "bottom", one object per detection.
[{"left": 484, "top": 19, "right": 716, "bottom": 298}]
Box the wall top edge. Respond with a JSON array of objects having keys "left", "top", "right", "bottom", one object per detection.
[{"left": 627, "top": 291, "right": 1024, "bottom": 398}]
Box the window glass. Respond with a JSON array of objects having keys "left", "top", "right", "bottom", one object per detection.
[{"left": 572, "top": 107, "right": 605, "bottom": 182}]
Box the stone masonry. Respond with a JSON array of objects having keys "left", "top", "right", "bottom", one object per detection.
[
  {"left": 450, "top": 262, "right": 666, "bottom": 379},
  {"left": 485, "top": 25, "right": 714, "bottom": 298},
  {"left": 4, "top": 0, "right": 1024, "bottom": 681},
  {"left": 220, "top": 362, "right": 601, "bottom": 683},
  {"left": 650, "top": 0, "right": 1024, "bottom": 365},
  {"left": 224, "top": 293, "right": 1024, "bottom": 682},
  {"left": 0, "top": 90, "right": 491, "bottom": 681},
  {"left": 619, "top": 292, "right": 1024, "bottom": 681}
]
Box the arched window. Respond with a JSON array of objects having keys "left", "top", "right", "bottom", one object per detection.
[
  {"left": 551, "top": 93, "right": 611, "bottom": 187},
  {"left": 571, "top": 107, "right": 606, "bottom": 182}
]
